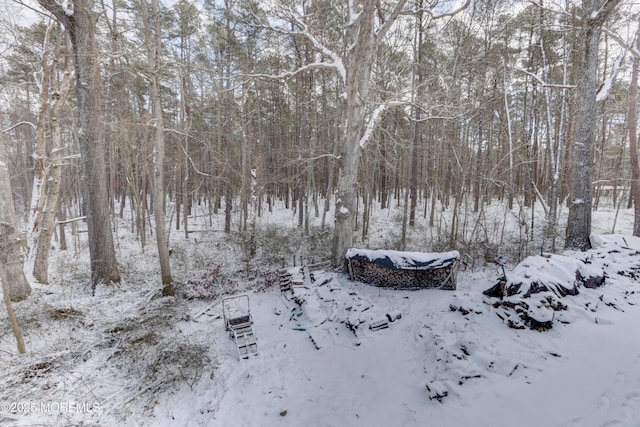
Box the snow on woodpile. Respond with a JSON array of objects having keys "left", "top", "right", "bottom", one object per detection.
[
  {"left": 505, "top": 254, "right": 604, "bottom": 298},
  {"left": 346, "top": 248, "right": 460, "bottom": 270},
  {"left": 345, "top": 248, "right": 460, "bottom": 290},
  {"left": 484, "top": 234, "right": 640, "bottom": 331}
]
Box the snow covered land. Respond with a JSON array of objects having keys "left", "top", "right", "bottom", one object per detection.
[{"left": 1, "top": 199, "right": 640, "bottom": 427}]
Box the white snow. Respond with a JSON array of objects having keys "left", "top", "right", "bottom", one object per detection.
[
  {"left": 505, "top": 253, "right": 599, "bottom": 296},
  {"left": 155, "top": 241, "right": 640, "bottom": 427},
  {"left": 2, "top": 198, "right": 640, "bottom": 427},
  {"left": 62, "top": 0, "right": 74, "bottom": 16},
  {"left": 346, "top": 247, "right": 459, "bottom": 269}
]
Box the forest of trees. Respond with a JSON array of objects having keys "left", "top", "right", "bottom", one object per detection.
[{"left": 0, "top": 0, "right": 639, "bottom": 298}]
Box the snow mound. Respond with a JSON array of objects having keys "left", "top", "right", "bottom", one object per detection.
[
  {"left": 505, "top": 254, "right": 604, "bottom": 298},
  {"left": 484, "top": 234, "right": 640, "bottom": 331}
]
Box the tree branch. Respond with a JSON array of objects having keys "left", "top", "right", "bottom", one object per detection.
[
  {"left": 404, "top": 0, "right": 472, "bottom": 20},
  {"left": 514, "top": 67, "right": 576, "bottom": 89},
  {"left": 589, "top": 0, "right": 623, "bottom": 26},
  {"left": 360, "top": 100, "right": 406, "bottom": 148},
  {"left": 246, "top": 62, "right": 341, "bottom": 81},
  {"left": 35, "top": 0, "right": 71, "bottom": 27},
  {"left": 596, "top": 46, "right": 627, "bottom": 102},
  {"left": 2, "top": 122, "right": 36, "bottom": 134},
  {"left": 265, "top": 7, "right": 346, "bottom": 83},
  {"left": 602, "top": 25, "right": 640, "bottom": 58},
  {"left": 529, "top": 0, "right": 639, "bottom": 57},
  {"left": 376, "top": 0, "right": 410, "bottom": 42}
]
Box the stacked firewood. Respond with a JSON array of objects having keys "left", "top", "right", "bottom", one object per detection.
[{"left": 345, "top": 258, "right": 457, "bottom": 290}]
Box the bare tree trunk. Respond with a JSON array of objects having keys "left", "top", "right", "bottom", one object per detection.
[
  {"left": 249, "top": 168, "right": 257, "bottom": 257},
  {"left": 503, "top": 70, "right": 515, "bottom": 211},
  {"left": 33, "top": 71, "right": 73, "bottom": 283},
  {"left": 321, "top": 124, "right": 338, "bottom": 232},
  {"left": 629, "top": 21, "right": 640, "bottom": 237},
  {"left": 58, "top": 202, "right": 67, "bottom": 251},
  {"left": 565, "top": 0, "right": 622, "bottom": 250},
  {"left": 28, "top": 22, "right": 55, "bottom": 256},
  {"left": 223, "top": 0, "right": 234, "bottom": 235},
  {"left": 180, "top": 75, "right": 190, "bottom": 239},
  {"left": 332, "top": 2, "right": 379, "bottom": 267},
  {"left": 538, "top": 6, "right": 568, "bottom": 252},
  {"left": 1, "top": 261, "right": 26, "bottom": 354},
  {"left": 0, "top": 138, "right": 31, "bottom": 301},
  {"left": 409, "top": 5, "right": 424, "bottom": 228},
  {"left": 140, "top": 0, "right": 174, "bottom": 296},
  {"left": 379, "top": 136, "right": 388, "bottom": 210},
  {"left": 242, "top": 99, "right": 251, "bottom": 233},
  {"left": 37, "top": 0, "right": 121, "bottom": 288}
]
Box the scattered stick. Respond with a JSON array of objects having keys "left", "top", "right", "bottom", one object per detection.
[{"left": 192, "top": 301, "right": 221, "bottom": 320}]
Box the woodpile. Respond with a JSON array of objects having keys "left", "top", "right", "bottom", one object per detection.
[
  {"left": 483, "top": 253, "right": 606, "bottom": 331},
  {"left": 425, "top": 381, "right": 449, "bottom": 401},
  {"left": 345, "top": 249, "right": 459, "bottom": 290}
]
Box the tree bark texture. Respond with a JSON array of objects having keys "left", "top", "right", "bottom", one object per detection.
[
  {"left": 28, "top": 22, "right": 54, "bottom": 256},
  {"left": 152, "top": 0, "right": 174, "bottom": 296},
  {"left": 33, "top": 72, "right": 73, "bottom": 284},
  {"left": 1, "top": 261, "right": 26, "bottom": 353},
  {"left": 629, "top": 21, "right": 640, "bottom": 237},
  {"left": 565, "top": 0, "right": 622, "bottom": 250},
  {"left": 332, "top": 2, "right": 378, "bottom": 267},
  {"left": 37, "top": 0, "right": 121, "bottom": 287},
  {"left": 0, "top": 139, "right": 32, "bottom": 301}
]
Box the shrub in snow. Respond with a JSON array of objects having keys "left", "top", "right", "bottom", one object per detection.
[
  {"left": 100, "top": 297, "right": 210, "bottom": 415},
  {"left": 179, "top": 265, "right": 238, "bottom": 299}
]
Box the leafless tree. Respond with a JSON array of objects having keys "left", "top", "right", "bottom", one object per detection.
[
  {"left": 139, "top": 0, "right": 174, "bottom": 295},
  {"left": 0, "top": 136, "right": 31, "bottom": 301},
  {"left": 37, "top": 0, "right": 121, "bottom": 288},
  {"left": 565, "top": 0, "right": 623, "bottom": 250},
  {"left": 628, "top": 19, "right": 640, "bottom": 236},
  {"left": 32, "top": 70, "right": 73, "bottom": 283}
]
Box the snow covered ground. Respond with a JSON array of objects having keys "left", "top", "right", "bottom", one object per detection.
[
  {"left": 1, "top": 200, "right": 640, "bottom": 427},
  {"left": 157, "top": 237, "right": 640, "bottom": 427}
]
